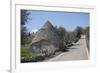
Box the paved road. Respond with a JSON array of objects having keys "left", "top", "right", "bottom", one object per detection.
[{"left": 47, "top": 35, "right": 89, "bottom": 61}]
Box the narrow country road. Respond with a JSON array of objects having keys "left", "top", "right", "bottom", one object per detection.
[{"left": 47, "top": 35, "right": 89, "bottom": 61}]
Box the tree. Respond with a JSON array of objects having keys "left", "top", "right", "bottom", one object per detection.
[
  {"left": 68, "top": 32, "right": 76, "bottom": 43},
  {"left": 56, "top": 26, "right": 66, "bottom": 40},
  {"left": 21, "top": 10, "right": 30, "bottom": 45},
  {"left": 74, "top": 26, "right": 83, "bottom": 39},
  {"left": 64, "top": 31, "right": 76, "bottom": 45},
  {"left": 85, "top": 26, "right": 89, "bottom": 42},
  {"left": 54, "top": 26, "right": 68, "bottom": 51}
]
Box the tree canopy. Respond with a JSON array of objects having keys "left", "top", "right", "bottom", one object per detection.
[{"left": 21, "top": 10, "right": 30, "bottom": 45}]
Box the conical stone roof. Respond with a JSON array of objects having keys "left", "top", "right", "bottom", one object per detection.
[
  {"left": 42, "top": 21, "right": 54, "bottom": 29},
  {"left": 30, "top": 21, "right": 62, "bottom": 55},
  {"left": 30, "top": 21, "right": 60, "bottom": 47}
]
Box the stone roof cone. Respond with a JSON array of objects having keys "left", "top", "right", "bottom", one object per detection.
[
  {"left": 30, "top": 21, "right": 61, "bottom": 55},
  {"left": 42, "top": 21, "right": 54, "bottom": 29},
  {"left": 31, "top": 21, "right": 60, "bottom": 44}
]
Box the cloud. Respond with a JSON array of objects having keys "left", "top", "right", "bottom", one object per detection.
[{"left": 30, "top": 29, "right": 38, "bottom": 33}]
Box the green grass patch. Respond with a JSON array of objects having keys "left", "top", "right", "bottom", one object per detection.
[
  {"left": 21, "top": 45, "right": 32, "bottom": 58},
  {"left": 21, "top": 45, "right": 46, "bottom": 63}
]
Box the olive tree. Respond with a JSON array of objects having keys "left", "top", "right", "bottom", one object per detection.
[{"left": 74, "top": 26, "right": 84, "bottom": 40}]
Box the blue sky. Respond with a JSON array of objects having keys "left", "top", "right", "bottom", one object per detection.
[{"left": 25, "top": 10, "right": 89, "bottom": 33}]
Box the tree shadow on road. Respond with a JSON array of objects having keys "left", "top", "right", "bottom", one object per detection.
[
  {"left": 62, "top": 49, "right": 69, "bottom": 52},
  {"left": 60, "top": 47, "right": 70, "bottom": 52}
]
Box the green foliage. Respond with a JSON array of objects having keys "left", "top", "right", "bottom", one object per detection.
[
  {"left": 21, "top": 10, "right": 30, "bottom": 45},
  {"left": 54, "top": 26, "right": 67, "bottom": 50},
  {"left": 21, "top": 45, "right": 32, "bottom": 57},
  {"left": 75, "top": 26, "right": 84, "bottom": 39},
  {"left": 21, "top": 10, "right": 30, "bottom": 25},
  {"left": 85, "top": 26, "right": 89, "bottom": 41},
  {"left": 54, "top": 26, "right": 82, "bottom": 50},
  {"left": 57, "top": 26, "right": 66, "bottom": 40},
  {"left": 26, "top": 33, "right": 33, "bottom": 44},
  {"left": 64, "top": 32, "right": 70, "bottom": 44},
  {"left": 21, "top": 45, "right": 46, "bottom": 63},
  {"left": 64, "top": 31, "right": 77, "bottom": 45}
]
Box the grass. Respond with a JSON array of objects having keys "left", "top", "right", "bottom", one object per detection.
[
  {"left": 21, "top": 45, "right": 33, "bottom": 58},
  {"left": 21, "top": 44, "right": 44, "bottom": 63}
]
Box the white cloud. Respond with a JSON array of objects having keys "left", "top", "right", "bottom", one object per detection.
[{"left": 30, "top": 29, "right": 38, "bottom": 33}]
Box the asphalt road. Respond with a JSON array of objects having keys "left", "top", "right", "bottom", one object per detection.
[{"left": 47, "top": 35, "right": 89, "bottom": 61}]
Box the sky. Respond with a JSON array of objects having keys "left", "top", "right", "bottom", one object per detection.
[{"left": 25, "top": 10, "right": 89, "bottom": 33}]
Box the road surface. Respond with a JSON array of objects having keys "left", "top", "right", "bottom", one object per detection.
[{"left": 47, "top": 35, "right": 89, "bottom": 61}]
